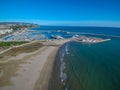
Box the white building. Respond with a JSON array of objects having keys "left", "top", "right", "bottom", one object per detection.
[{"left": 0, "top": 29, "right": 13, "bottom": 35}]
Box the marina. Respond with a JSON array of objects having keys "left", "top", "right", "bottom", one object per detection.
[{"left": 0, "top": 27, "right": 111, "bottom": 44}]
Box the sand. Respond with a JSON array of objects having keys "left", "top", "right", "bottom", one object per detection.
[{"left": 0, "top": 39, "right": 69, "bottom": 90}]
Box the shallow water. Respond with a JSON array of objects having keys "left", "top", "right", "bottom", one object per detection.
[{"left": 62, "top": 38, "right": 120, "bottom": 90}]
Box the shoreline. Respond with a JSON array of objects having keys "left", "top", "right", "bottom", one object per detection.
[
  {"left": 34, "top": 46, "right": 59, "bottom": 90},
  {"left": 47, "top": 46, "right": 62, "bottom": 90},
  {"left": 33, "top": 40, "right": 70, "bottom": 90},
  {"left": 47, "top": 43, "right": 68, "bottom": 90}
]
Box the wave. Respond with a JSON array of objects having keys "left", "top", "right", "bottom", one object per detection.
[
  {"left": 59, "top": 43, "right": 70, "bottom": 89},
  {"left": 60, "top": 46, "right": 66, "bottom": 83},
  {"left": 65, "top": 44, "right": 69, "bottom": 55}
]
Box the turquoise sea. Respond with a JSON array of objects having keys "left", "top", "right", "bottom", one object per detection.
[{"left": 33, "top": 26, "right": 120, "bottom": 90}]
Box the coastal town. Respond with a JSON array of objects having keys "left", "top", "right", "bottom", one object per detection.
[
  {"left": 0, "top": 22, "right": 111, "bottom": 51},
  {"left": 0, "top": 22, "right": 38, "bottom": 36}
]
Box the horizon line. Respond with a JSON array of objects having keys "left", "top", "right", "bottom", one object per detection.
[{"left": 0, "top": 19, "right": 120, "bottom": 28}]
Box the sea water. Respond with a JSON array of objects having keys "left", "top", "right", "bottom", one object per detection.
[
  {"left": 63, "top": 38, "right": 120, "bottom": 90},
  {"left": 33, "top": 26, "right": 120, "bottom": 90}
]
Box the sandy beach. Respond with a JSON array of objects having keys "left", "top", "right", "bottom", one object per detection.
[{"left": 0, "top": 39, "right": 69, "bottom": 90}]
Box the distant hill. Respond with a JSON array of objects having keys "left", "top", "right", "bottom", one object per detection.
[
  {"left": 0, "top": 22, "right": 39, "bottom": 31},
  {"left": 0, "top": 22, "right": 39, "bottom": 26}
]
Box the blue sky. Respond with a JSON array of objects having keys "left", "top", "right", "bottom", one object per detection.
[{"left": 0, "top": 0, "right": 120, "bottom": 26}]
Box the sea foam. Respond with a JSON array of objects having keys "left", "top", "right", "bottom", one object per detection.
[{"left": 59, "top": 43, "right": 69, "bottom": 90}]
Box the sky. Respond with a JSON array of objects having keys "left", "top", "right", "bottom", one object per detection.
[{"left": 0, "top": 0, "right": 120, "bottom": 26}]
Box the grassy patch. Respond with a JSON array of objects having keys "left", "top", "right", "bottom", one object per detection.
[
  {"left": 0, "top": 41, "right": 43, "bottom": 61},
  {"left": 0, "top": 41, "right": 29, "bottom": 48}
]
